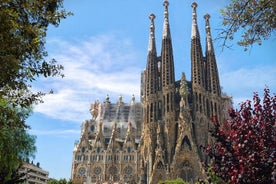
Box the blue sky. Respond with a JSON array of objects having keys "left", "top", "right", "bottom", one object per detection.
[{"left": 26, "top": 0, "right": 276, "bottom": 180}]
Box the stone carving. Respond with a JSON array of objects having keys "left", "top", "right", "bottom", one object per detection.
[{"left": 90, "top": 100, "right": 100, "bottom": 120}]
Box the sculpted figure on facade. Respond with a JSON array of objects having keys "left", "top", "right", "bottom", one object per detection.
[{"left": 90, "top": 100, "right": 100, "bottom": 120}]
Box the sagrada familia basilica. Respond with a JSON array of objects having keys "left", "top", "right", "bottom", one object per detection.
[{"left": 71, "top": 1, "right": 232, "bottom": 183}]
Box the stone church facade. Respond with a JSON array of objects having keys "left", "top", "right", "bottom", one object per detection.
[{"left": 71, "top": 1, "right": 232, "bottom": 183}]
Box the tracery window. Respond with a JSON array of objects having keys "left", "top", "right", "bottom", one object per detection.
[
  {"left": 94, "top": 167, "right": 102, "bottom": 175},
  {"left": 124, "top": 166, "right": 133, "bottom": 175}
]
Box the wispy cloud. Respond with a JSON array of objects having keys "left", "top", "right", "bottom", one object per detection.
[
  {"left": 33, "top": 34, "right": 143, "bottom": 122},
  {"left": 33, "top": 33, "right": 276, "bottom": 123},
  {"left": 220, "top": 64, "right": 276, "bottom": 106}
]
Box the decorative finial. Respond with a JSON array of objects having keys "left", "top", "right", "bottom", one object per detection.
[
  {"left": 191, "top": 2, "right": 198, "bottom": 21},
  {"left": 163, "top": 1, "right": 169, "bottom": 18},
  {"left": 149, "top": 13, "right": 155, "bottom": 33},
  {"left": 204, "top": 13, "right": 210, "bottom": 21},
  {"left": 191, "top": 2, "right": 198, "bottom": 38},
  {"left": 191, "top": 2, "right": 198, "bottom": 9},
  {"left": 163, "top": 1, "right": 169, "bottom": 7},
  {"left": 148, "top": 13, "right": 156, "bottom": 52},
  {"left": 149, "top": 13, "right": 156, "bottom": 21},
  {"left": 204, "top": 14, "right": 212, "bottom": 52},
  {"left": 204, "top": 14, "right": 211, "bottom": 31}
]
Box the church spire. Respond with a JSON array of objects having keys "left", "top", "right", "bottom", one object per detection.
[
  {"left": 162, "top": 1, "right": 171, "bottom": 39},
  {"left": 204, "top": 14, "right": 213, "bottom": 53},
  {"left": 204, "top": 14, "right": 221, "bottom": 96},
  {"left": 148, "top": 14, "right": 157, "bottom": 53},
  {"left": 161, "top": 0, "right": 176, "bottom": 165},
  {"left": 145, "top": 13, "right": 159, "bottom": 123},
  {"left": 191, "top": 2, "right": 200, "bottom": 38},
  {"left": 161, "top": 0, "right": 175, "bottom": 91},
  {"left": 191, "top": 2, "right": 205, "bottom": 89},
  {"left": 190, "top": 2, "right": 206, "bottom": 117}
]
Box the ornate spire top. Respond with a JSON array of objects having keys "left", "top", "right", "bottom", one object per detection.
[
  {"left": 191, "top": 2, "right": 199, "bottom": 38},
  {"left": 149, "top": 13, "right": 155, "bottom": 23},
  {"left": 204, "top": 14, "right": 211, "bottom": 35},
  {"left": 148, "top": 13, "right": 156, "bottom": 52},
  {"left": 191, "top": 2, "right": 198, "bottom": 9},
  {"left": 204, "top": 14, "right": 212, "bottom": 52},
  {"left": 149, "top": 13, "right": 155, "bottom": 37},
  {"left": 191, "top": 2, "right": 198, "bottom": 22},
  {"left": 162, "top": 1, "right": 170, "bottom": 38},
  {"left": 163, "top": 1, "right": 169, "bottom": 19},
  {"left": 204, "top": 13, "right": 210, "bottom": 23}
]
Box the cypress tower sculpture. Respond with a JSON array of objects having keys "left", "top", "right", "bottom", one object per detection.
[{"left": 71, "top": 1, "right": 232, "bottom": 183}]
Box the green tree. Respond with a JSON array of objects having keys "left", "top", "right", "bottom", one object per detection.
[
  {"left": 219, "top": 0, "right": 275, "bottom": 51},
  {"left": 0, "top": 0, "right": 71, "bottom": 182},
  {"left": 158, "top": 178, "right": 189, "bottom": 184},
  {"left": 47, "top": 178, "right": 74, "bottom": 184},
  {"left": 59, "top": 178, "right": 68, "bottom": 184},
  {"left": 0, "top": 99, "right": 36, "bottom": 183},
  {"left": 47, "top": 179, "right": 59, "bottom": 184},
  {"left": 0, "top": 0, "right": 71, "bottom": 108}
]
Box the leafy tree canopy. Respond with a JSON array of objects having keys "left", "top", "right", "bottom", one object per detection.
[
  {"left": 47, "top": 178, "right": 74, "bottom": 184},
  {"left": 0, "top": 0, "right": 71, "bottom": 108},
  {"left": 0, "top": 98, "right": 36, "bottom": 183},
  {"left": 207, "top": 88, "right": 276, "bottom": 183},
  {"left": 0, "top": 0, "right": 71, "bottom": 183},
  {"left": 219, "top": 0, "right": 275, "bottom": 51},
  {"left": 158, "top": 178, "right": 189, "bottom": 184}
]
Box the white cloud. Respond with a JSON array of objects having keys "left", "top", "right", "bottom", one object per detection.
[
  {"left": 34, "top": 34, "right": 143, "bottom": 122},
  {"left": 33, "top": 34, "right": 276, "bottom": 123},
  {"left": 220, "top": 64, "right": 276, "bottom": 106}
]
